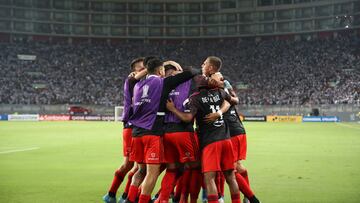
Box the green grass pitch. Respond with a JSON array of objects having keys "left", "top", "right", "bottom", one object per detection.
[{"left": 0, "top": 121, "right": 360, "bottom": 203}]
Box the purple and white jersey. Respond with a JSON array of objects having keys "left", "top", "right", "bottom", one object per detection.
[
  {"left": 128, "top": 75, "right": 164, "bottom": 130},
  {"left": 121, "top": 77, "right": 133, "bottom": 123},
  {"left": 165, "top": 79, "right": 192, "bottom": 123}
]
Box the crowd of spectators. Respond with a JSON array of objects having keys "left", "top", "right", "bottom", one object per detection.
[{"left": 0, "top": 34, "right": 359, "bottom": 106}]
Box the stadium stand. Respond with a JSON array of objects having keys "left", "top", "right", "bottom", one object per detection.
[{"left": 0, "top": 34, "right": 359, "bottom": 106}]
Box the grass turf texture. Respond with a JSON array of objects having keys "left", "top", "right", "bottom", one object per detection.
[{"left": 0, "top": 121, "right": 359, "bottom": 203}]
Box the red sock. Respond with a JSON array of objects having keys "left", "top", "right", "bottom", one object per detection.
[
  {"left": 138, "top": 194, "right": 151, "bottom": 203},
  {"left": 127, "top": 185, "right": 139, "bottom": 202},
  {"left": 180, "top": 169, "right": 192, "bottom": 202},
  {"left": 231, "top": 193, "right": 241, "bottom": 203},
  {"left": 235, "top": 173, "right": 254, "bottom": 199},
  {"left": 124, "top": 171, "right": 135, "bottom": 194},
  {"left": 240, "top": 170, "right": 250, "bottom": 186},
  {"left": 109, "top": 169, "right": 125, "bottom": 194},
  {"left": 158, "top": 169, "right": 177, "bottom": 203},
  {"left": 207, "top": 194, "right": 218, "bottom": 203},
  {"left": 180, "top": 193, "right": 189, "bottom": 203},
  {"left": 189, "top": 169, "right": 202, "bottom": 203},
  {"left": 137, "top": 187, "right": 142, "bottom": 198},
  {"left": 174, "top": 176, "right": 184, "bottom": 201}
]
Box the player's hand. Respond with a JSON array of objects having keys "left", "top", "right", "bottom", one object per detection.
[
  {"left": 204, "top": 112, "right": 220, "bottom": 123},
  {"left": 128, "top": 72, "right": 136, "bottom": 77},
  {"left": 164, "top": 60, "right": 183, "bottom": 72},
  {"left": 208, "top": 78, "right": 224, "bottom": 88},
  {"left": 211, "top": 72, "right": 224, "bottom": 82},
  {"left": 166, "top": 99, "right": 176, "bottom": 112}
]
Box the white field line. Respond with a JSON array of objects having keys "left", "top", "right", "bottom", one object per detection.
[
  {"left": 335, "top": 122, "right": 360, "bottom": 130},
  {"left": 0, "top": 147, "right": 39, "bottom": 154}
]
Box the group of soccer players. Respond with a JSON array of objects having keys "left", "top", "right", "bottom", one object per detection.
[{"left": 103, "top": 56, "right": 261, "bottom": 203}]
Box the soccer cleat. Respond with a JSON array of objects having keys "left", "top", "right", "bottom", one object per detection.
[
  {"left": 172, "top": 196, "right": 179, "bottom": 203},
  {"left": 201, "top": 189, "right": 208, "bottom": 203},
  {"left": 151, "top": 193, "right": 159, "bottom": 201},
  {"left": 218, "top": 196, "right": 225, "bottom": 203},
  {"left": 118, "top": 197, "right": 126, "bottom": 203},
  {"left": 243, "top": 197, "right": 250, "bottom": 203},
  {"left": 103, "top": 194, "right": 117, "bottom": 203},
  {"left": 249, "top": 195, "right": 260, "bottom": 203}
]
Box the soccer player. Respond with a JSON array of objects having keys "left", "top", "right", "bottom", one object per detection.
[
  {"left": 206, "top": 63, "right": 261, "bottom": 203},
  {"left": 166, "top": 76, "right": 242, "bottom": 203},
  {"left": 125, "top": 57, "right": 201, "bottom": 203},
  {"left": 103, "top": 57, "right": 145, "bottom": 203},
  {"left": 201, "top": 56, "right": 260, "bottom": 203},
  {"left": 154, "top": 62, "right": 200, "bottom": 203},
  {"left": 223, "top": 79, "right": 254, "bottom": 203}
]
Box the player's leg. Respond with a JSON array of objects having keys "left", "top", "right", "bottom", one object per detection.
[
  {"left": 156, "top": 163, "right": 178, "bottom": 203},
  {"left": 235, "top": 134, "right": 254, "bottom": 203},
  {"left": 124, "top": 164, "right": 146, "bottom": 203},
  {"left": 119, "top": 163, "right": 138, "bottom": 203},
  {"left": 138, "top": 135, "right": 164, "bottom": 203},
  {"left": 236, "top": 134, "right": 249, "bottom": 184},
  {"left": 203, "top": 171, "right": 218, "bottom": 203},
  {"left": 152, "top": 164, "right": 168, "bottom": 201},
  {"left": 156, "top": 133, "right": 179, "bottom": 203},
  {"left": 218, "top": 139, "right": 239, "bottom": 203},
  {"left": 223, "top": 169, "right": 241, "bottom": 203},
  {"left": 138, "top": 163, "right": 161, "bottom": 203},
  {"left": 110, "top": 157, "right": 134, "bottom": 195},
  {"left": 201, "top": 184, "right": 208, "bottom": 203},
  {"left": 188, "top": 163, "right": 202, "bottom": 203},
  {"left": 173, "top": 172, "right": 184, "bottom": 203},
  {"left": 103, "top": 128, "right": 134, "bottom": 203},
  {"left": 216, "top": 172, "right": 225, "bottom": 203},
  {"left": 202, "top": 141, "right": 222, "bottom": 203},
  {"left": 178, "top": 131, "right": 199, "bottom": 203},
  {"left": 179, "top": 167, "right": 191, "bottom": 202},
  {"left": 234, "top": 163, "right": 260, "bottom": 203},
  {"left": 124, "top": 136, "right": 147, "bottom": 203}
]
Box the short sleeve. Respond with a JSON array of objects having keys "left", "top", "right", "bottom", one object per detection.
[{"left": 189, "top": 95, "right": 200, "bottom": 116}]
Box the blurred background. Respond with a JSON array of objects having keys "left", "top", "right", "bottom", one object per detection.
[{"left": 0, "top": 0, "right": 359, "bottom": 122}]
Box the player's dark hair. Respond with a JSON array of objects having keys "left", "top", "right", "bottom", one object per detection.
[
  {"left": 147, "top": 57, "right": 163, "bottom": 74},
  {"left": 164, "top": 64, "right": 177, "bottom": 71},
  {"left": 143, "top": 56, "right": 157, "bottom": 68},
  {"left": 207, "top": 56, "right": 222, "bottom": 71},
  {"left": 130, "top": 57, "right": 144, "bottom": 70}
]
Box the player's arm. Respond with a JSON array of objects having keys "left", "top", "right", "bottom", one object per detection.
[
  {"left": 228, "top": 90, "right": 239, "bottom": 105},
  {"left": 166, "top": 99, "right": 194, "bottom": 123},
  {"left": 133, "top": 68, "right": 148, "bottom": 80},
  {"left": 211, "top": 74, "right": 238, "bottom": 105},
  {"left": 164, "top": 60, "right": 182, "bottom": 72},
  {"left": 127, "top": 76, "right": 139, "bottom": 96},
  {"left": 204, "top": 100, "right": 231, "bottom": 123},
  {"left": 209, "top": 72, "right": 225, "bottom": 88},
  {"left": 164, "top": 67, "right": 201, "bottom": 90},
  {"left": 224, "top": 80, "right": 239, "bottom": 105}
]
